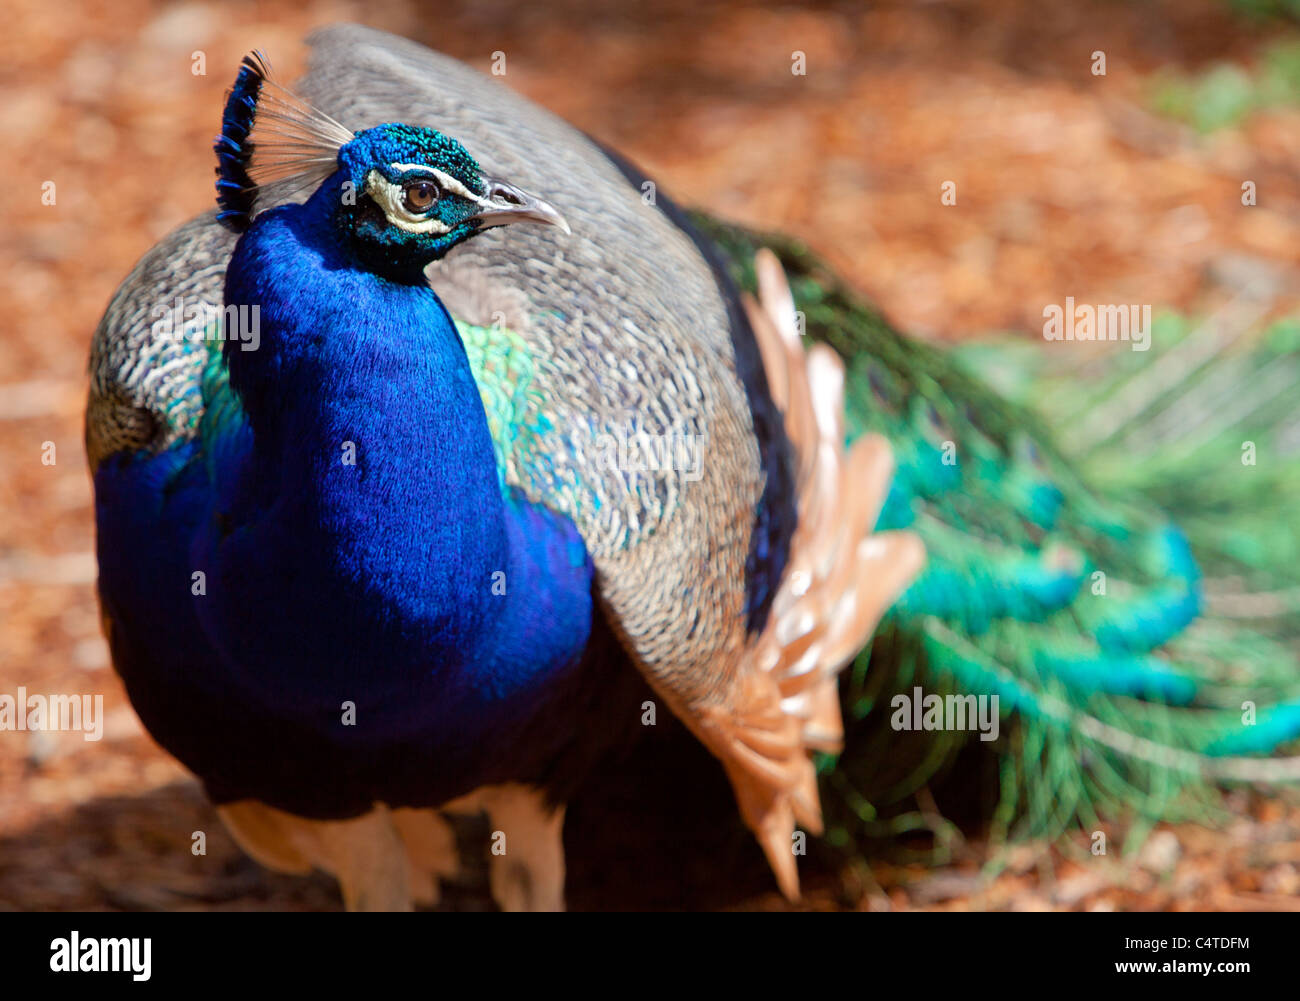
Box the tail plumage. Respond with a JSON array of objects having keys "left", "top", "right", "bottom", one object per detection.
[{"left": 697, "top": 215, "right": 1300, "bottom": 858}]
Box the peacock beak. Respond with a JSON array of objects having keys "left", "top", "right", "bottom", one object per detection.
[{"left": 470, "top": 177, "right": 571, "bottom": 235}]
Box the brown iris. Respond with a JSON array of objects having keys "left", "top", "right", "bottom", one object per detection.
[{"left": 402, "top": 178, "right": 440, "bottom": 213}]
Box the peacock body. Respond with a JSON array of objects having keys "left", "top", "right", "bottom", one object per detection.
[{"left": 88, "top": 25, "right": 1300, "bottom": 909}]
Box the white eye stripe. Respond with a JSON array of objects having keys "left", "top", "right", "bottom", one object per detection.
[
  {"left": 387, "top": 163, "right": 485, "bottom": 204},
  {"left": 363, "top": 169, "right": 451, "bottom": 235}
]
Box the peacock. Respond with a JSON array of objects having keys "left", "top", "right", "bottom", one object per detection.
[{"left": 88, "top": 24, "right": 1300, "bottom": 910}]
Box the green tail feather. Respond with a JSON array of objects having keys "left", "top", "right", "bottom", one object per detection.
[
  {"left": 951, "top": 312, "right": 1300, "bottom": 606},
  {"left": 694, "top": 213, "right": 1300, "bottom": 859}
]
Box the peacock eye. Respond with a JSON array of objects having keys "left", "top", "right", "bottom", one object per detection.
[{"left": 402, "top": 178, "right": 440, "bottom": 213}]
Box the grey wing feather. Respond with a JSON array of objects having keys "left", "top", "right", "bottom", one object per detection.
[
  {"left": 89, "top": 23, "right": 771, "bottom": 708},
  {"left": 87, "top": 216, "right": 235, "bottom": 469}
]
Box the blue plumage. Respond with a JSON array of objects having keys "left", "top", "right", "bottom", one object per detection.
[
  {"left": 211, "top": 178, "right": 589, "bottom": 720},
  {"left": 98, "top": 75, "right": 600, "bottom": 816}
]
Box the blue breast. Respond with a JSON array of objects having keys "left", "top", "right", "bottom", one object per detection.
[{"left": 94, "top": 180, "right": 598, "bottom": 814}]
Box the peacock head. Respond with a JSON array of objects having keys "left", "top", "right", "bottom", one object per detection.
[
  {"left": 333, "top": 123, "right": 569, "bottom": 275},
  {"left": 214, "top": 52, "right": 568, "bottom": 280}
]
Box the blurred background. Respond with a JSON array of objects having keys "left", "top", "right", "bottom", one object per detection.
[{"left": 3, "top": 0, "right": 1300, "bottom": 910}]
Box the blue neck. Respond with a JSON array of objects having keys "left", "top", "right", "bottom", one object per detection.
[{"left": 205, "top": 180, "right": 513, "bottom": 728}]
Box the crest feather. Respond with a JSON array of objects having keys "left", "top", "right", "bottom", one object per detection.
[{"left": 214, "top": 51, "right": 354, "bottom": 232}]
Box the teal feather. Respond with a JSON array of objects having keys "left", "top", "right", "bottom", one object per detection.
[
  {"left": 1031, "top": 652, "right": 1198, "bottom": 703},
  {"left": 1092, "top": 584, "right": 1201, "bottom": 654},
  {"left": 455, "top": 318, "right": 543, "bottom": 491},
  {"left": 1207, "top": 702, "right": 1300, "bottom": 756},
  {"left": 892, "top": 551, "right": 1085, "bottom": 631}
]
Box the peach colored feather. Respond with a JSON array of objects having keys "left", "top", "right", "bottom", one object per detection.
[{"left": 691, "top": 250, "right": 925, "bottom": 899}]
